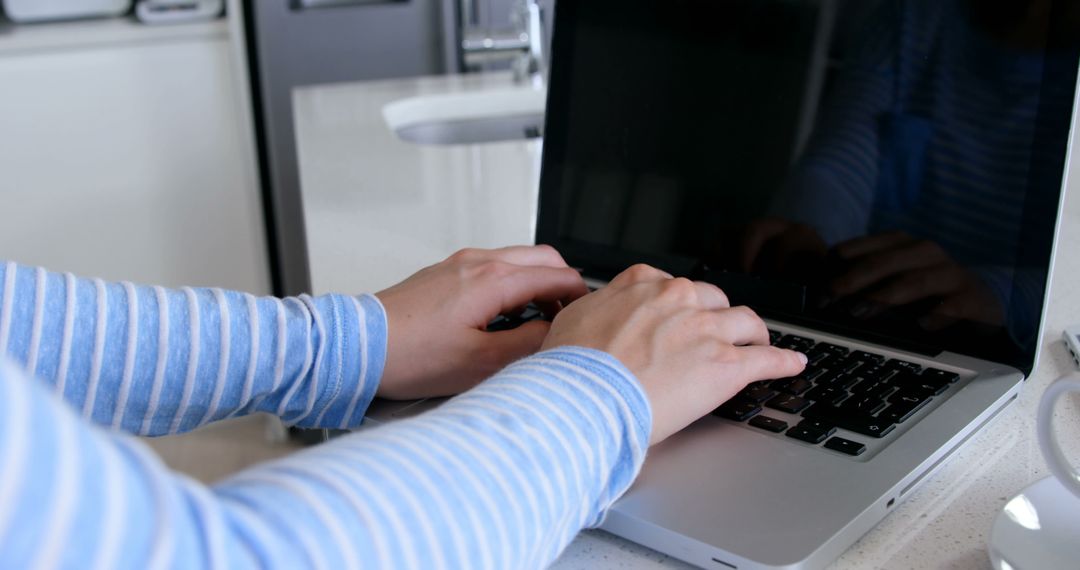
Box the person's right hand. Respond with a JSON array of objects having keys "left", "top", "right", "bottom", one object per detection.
[{"left": 541, "top": 264, "right": 807, "bottom": 445}]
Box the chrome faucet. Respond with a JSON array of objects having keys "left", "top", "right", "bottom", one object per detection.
[{"left": 460, "top": 0, "right": 546, "bottom": 87}]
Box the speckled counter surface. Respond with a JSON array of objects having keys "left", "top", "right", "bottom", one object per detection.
[{"left": 293, "top": 72, "right": 1080, "bottom": 569}]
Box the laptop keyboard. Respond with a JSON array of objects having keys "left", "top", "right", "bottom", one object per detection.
[{"left": 713, "top": 331, "right": 960, "bottom": 457}]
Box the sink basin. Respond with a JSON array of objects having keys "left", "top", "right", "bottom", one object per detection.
[{"left": 383, "top": 88, "right": 546, "bottom": 145}]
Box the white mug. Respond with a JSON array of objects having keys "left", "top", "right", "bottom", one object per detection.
[{"left": 1037, "top": 373, "right": 1080, "bottom": 500}]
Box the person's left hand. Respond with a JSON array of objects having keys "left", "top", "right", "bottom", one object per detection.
[{"left": 374, "top": 245, "right": 590, "bottom": 400}]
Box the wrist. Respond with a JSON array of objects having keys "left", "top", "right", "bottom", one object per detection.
[
  {"left": 295, "top": 292, "right": 388, "bottom": 429},
  {"left": 507, "top": 346, "right": 653, "bottom": 460},
  {"left": 491, "top": 346, "right": 653, "bottom": 525}
]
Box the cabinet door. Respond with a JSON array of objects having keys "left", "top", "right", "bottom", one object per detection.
[{"left": 0, "top": 37, "right": 270, "bottom": 292}]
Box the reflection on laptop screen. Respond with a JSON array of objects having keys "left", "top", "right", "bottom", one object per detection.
[{"left": 538, "top": 0, "right": 1080, "bottom": 373}]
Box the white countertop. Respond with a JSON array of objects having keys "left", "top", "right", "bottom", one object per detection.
[{"left": 293, "top": 72, "right": 1080, "bottom": 570}]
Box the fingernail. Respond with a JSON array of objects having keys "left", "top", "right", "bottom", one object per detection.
[{"left": 796, "top": 352, "right": 808, "bottom": 365}]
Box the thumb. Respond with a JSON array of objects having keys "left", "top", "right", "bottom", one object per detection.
[{"left": 485, "top": 320, "right": 553, "bottom": 367}]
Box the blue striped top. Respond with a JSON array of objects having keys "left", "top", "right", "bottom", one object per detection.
[{"left": 0, "top": 260, "right": 651, "bottom": 569}]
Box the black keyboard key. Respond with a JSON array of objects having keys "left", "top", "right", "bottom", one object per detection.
[
  {"left": 766, "top": 394, "right": 811, "bottom": 414},
  {"left": 824, "top": 437, "right": 867, "bottom": 456},
  {"left": 786, "top": 424, "right": 835, "bottom": 444},
  {"left": 889, "top": 370, "right": 949, "bottom": 396},
  {"left": 917, "top": 371, "right": 958, "bottom": 392},
  {"left": 919, "top": 374, "right": 952, "bottom": 392},
  {"left": 922, "top": 367, "right": 960, "bottom": 384},
  {"left": 865, "top": 383, "right": 896, "bottom": 400},
  {"left": 880, "top": 396, "right": 932, "bottom": 424},
  {"left": 858, "top": 365, "right": 897, "bottom": 382},
  {"left": 797, "top": 367, "right": 829, "bottom": 383},
  {"left": 849, "top": 378, "right": 895, "bottom": 399},
  {"left": 737, "top": 384, "right": 778, "bottom": 403},
  {"left": 817, "top": 372, "right": 860, "bottom": 390},
  {"left": 772, "top": 377, "right": 812, "bottom": 395},
  {"left": 900, "top": 379, "right": 949, "bottom": 398},
  {"left": 749, "top": 415, "right": 789, "bottom": 433},
  {"left": 800, "top": 403, "right": 839, "bottom": 420},
  {"left": 783, "top": 333, "right": 814, "bottom": 344},
  {"left": 838, "top": 394, "right": 887, "bottom": 415},
  {"left": 839, "top": 359, "right": 866, "bottom": 374},
  {"left": 847, "top": 417, "right": 895, "bottom": 438},
  {"left": 886, "top": 369, "right": 921, "bottom": 386},
  {"left": 797, "top": 418, "right": 835, "bottom": 431},
  {"left": 485, "top": 315, "right": 516, "bottom": 331},
  {"left": 805, "top": 385, "right": 848, "bottom": 405},
  {"left": 768, "top": 330, "right": 783, "bottom": 345},
  {"left": 885, "top": 359, "right": 923, "bottom": 374},
  {"left": 850, "top": 350, "right": 886, "bottom": 365},
  {"left": 814, "top": 342, "right": 849, "bottom": 356},
  {"left": 806, "top": 350, "right": 834, "bottom": 367},
  {"left": 714, "top": 400, "right": 761, "bottom": 422},
  {"left": 801, "top": 404, "right": 896, "bottom": 438},
  {"left": 777, "top": 334, "right": 815, "bottom": 351},
  {"left": 889, "top": 391, "right": 929, "bottom": 405},
  {"left": 848, "top": 377, "right": 879, "bottom": 394},
  {"left": 486, "top": 304, "right": 544, "bottom": 331}
]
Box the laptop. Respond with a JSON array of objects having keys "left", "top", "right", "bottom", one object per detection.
[{"left": 532, "top": 0, "right": 1080, "bottom": 568}]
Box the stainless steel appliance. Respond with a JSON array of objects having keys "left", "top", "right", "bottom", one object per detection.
[{"left": 241, "top": 0, "right": 547, "bottom": 295}]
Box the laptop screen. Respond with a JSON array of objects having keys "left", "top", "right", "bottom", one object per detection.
[{"left": 537, "top": 0, "right": 1080, "bottom": 374}]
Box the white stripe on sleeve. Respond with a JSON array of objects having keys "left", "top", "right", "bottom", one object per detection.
[
  {"left": 112, "top": 282, "right": 139, "bottom": 429},
  {"left": 27, "top": 267, "right": 46, "bottom": 375},
  {"left": 82, "top": 278, "right": 108, "bottom": 417}
]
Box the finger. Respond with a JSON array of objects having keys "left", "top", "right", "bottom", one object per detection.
[
  {"left": 608, "top": 264, "right": 673, "bottom": 288},
  {"left": 830, "top": 240, "right": 947, "bottom": 296},
  {"left": 833, "top": 231, "right": 914, "bottom": 260},
  {"left": 493, "top": 265, "right": 590, "bottom": 315},
  {"left": 694, "top": 281, "right": 730, "bottom": 310},
  {"left": 466, "top": 244, "right": 573, "bottom": 269},
  {"left": 735, "top": 345, "right": 808, "bottom": 383},
  {"left": 710, "top": 306, "right": 769, "bottom": 346}
]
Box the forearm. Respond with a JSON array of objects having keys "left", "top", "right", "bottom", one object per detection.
[
  {"left": 0, "top": 261, "right": 387, "bottom": 435},
  {"left": 0, "top": 347, "right": 651, "bottom": 569},
  {"left": 217, "top": 347, "right": 651, "bottom": 568}
]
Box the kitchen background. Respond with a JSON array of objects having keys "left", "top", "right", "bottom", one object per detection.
[
  {"left": 0, "top": 0, "right": 561, "bottom": 481},
  {"left": 0, "top": 0, "right": 877, "bottom": 463},
  {"left": 0, "top": 0, "right": 555, "bottom": 298}
]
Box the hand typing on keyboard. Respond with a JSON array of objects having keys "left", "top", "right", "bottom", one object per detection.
[
  {"left": 541, "top": 264, "right": 808, "bottom": 445},
  {"left": 375, "top": 245, "right": 590, "bottom": 399},
  {"left": 717, "top": 333, "right": 961, "bottom": 455}
]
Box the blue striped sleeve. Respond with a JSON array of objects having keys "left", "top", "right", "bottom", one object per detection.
[
  {"left": 0, "top": 345, "right": 652, "bottom": 569},
  {"left": 0, "top": 261, "right": 387, "bottom": 435}
]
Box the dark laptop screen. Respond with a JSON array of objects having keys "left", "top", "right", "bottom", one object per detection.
[{"left": 537, "top": 0, "right": 1080, "bottom": 373}]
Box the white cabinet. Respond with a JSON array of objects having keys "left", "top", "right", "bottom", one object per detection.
[{"left": 0, "top": 18, "right": 269, "bottom": 293}]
